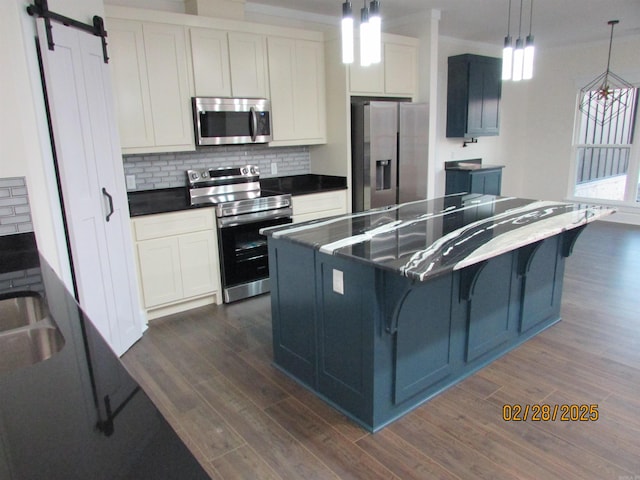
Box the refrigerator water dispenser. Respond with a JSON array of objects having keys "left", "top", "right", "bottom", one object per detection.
[{"left": 376, "top": 160, "right": 392, "bottom": 190}]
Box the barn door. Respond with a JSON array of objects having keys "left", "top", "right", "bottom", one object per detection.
[{"left": 37, "top": 19, "right": 143, "bottom": 355}]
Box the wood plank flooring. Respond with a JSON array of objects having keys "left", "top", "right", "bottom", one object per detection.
[{"left": 122, "top": 221, "right": 640, "bottom": 479}]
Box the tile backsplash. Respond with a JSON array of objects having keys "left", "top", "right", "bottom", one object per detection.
[
  {"left": 0, "top": 177, "right": 33, "bottom": 236},
  {"left": 123, "top": 145, "right": 311, "bottom": 191}
]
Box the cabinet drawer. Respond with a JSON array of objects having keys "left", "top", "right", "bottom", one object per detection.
[
  {"left": 132, "top": 209, "right": 215, "bottom": 241},
  {"left": 292, "top": 191, "right": 347, "bottom": 215}
]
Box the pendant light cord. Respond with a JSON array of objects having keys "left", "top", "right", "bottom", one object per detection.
[
  {"left": 604, "top": 20, "right": 619, "bottom": 87},
  {"left": 605, "top": 20, "right": 618, "bottom": 74},
  {"left": 528, "top": 0, "right": 533, "bottom": 35},
  {"left": 506, "top": 0, "right": 512, "bottom": 36},
  {"left": 517, "top": 0, "right": 523, "bottom": 38}
]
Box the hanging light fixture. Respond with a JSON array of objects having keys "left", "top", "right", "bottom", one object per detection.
[
  {"left": 511, "top": 0, "right": 524, "bottom": 81},
  {"left": 369, "top": 0, "right": 381, "bottom": 64},
  {"left": 579, "top": 20, "right": 635, "bottom": 126},
  {"left": 522, "top": 0, "right": 535, "bottom": 79},
  {"left": 359, "top": 1, "right": 372, "bottom": 67},
  {"left": 502, "top": 0, "right": 513, "bottom": 80},
  {"left": 339, "top": 0, "right": 381, "bottom": 66},
  {"left": 341, "top": 1, "right": 354, "bottom": 64},
  {"left": 502, "top": 0, "right": 535, "bottom": 82}
]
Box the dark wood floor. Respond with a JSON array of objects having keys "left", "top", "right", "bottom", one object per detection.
[{"left": 122, "top": 221, "right": 640, "bottom": 479}]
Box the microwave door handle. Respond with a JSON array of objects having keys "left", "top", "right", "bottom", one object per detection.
[{"left": 250, "top": 106, "right": 258, "bottom": 142}]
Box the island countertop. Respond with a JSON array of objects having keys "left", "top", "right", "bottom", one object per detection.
[{"left": 262, "top": 193, "right": 615, "bottom": 282}]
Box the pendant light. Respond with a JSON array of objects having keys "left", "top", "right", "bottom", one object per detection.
[
  {"left": 511, "top": 0, "right": 524, "bottom": 81},
  {"left": 360, "top": 2, "right": 371, "bottom": 67},
  {"left": 523, "top": 0, "right": 535, "bottom": 80},
  {"left": 341, "top": 1, "right": 354, "bottom": 64},
  {"left": 369, "top": 0, "right": 381, "bottom": 64},
  {"left": 579, "top": 20, "right": 635, "bottom": 126},
  {"left": 339, "top": 0, "right": 381, "bottom": 66},
  {"left": 502, "top": 0, "right": 535, "bottom": 82},
  {"left": 502, "top": 0, "right": 513, "bottom": 80}
]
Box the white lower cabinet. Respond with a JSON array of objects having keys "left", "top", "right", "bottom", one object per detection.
[
  {"left": 132, "top": 209, "right": 222, "bottom": 320},
  {"left": 137, "top": 236, "right": 183, "bottom": 307},
  {"left": 292, "top": 190, "right": 348, "bottom": 223}
]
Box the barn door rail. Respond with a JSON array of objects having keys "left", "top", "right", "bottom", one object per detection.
[{"left": 26, "top": 0, "right": 109, "bottom": 63}]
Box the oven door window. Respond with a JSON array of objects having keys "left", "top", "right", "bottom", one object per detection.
[{"left": 219, "top": 217, "right": 291, "bottom": 288}]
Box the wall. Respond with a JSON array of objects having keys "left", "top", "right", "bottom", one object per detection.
[
  {"left": 436, "top": 33, "right": 640, "bottom": 222},
  {"left": 512, "top": 35, "right": 640, "bottom": 203},
  {"left": 0, "top": 177, "right": 33, "bottom": 235},
  {"left": 434, "top": 37, "right": 506, "bottom": 198},
  {"left": 123, "top": 145, "right": 310, "bottom": 191}
]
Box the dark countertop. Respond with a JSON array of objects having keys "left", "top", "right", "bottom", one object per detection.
[
  {"left": 262, "top": 194, "right": 615, "bottom": 282},
  {"left": 0, "top": 233, "right": 209, "bottom": 480},
  {"left": 128, "top": 174, "right": 347, "bottom": 217},
  {"left": 445, "top": 159, "right": 504, "bottom": 171},
  {"left": 260, "top": 174, "right": 347, "bottom": 196},
  {"left": 127, "top": 186, "right": 194, "bottom": 217}
]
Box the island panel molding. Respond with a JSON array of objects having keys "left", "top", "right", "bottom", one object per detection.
[{"left": 264, "top": 194, "right": 614, "bottom": 431}]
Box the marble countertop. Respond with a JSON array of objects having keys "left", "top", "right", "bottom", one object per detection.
[
  {"left": 262, "top": 194, "right": 615, "bottom": 282},
  {"left": 0, "top": 234, "right": 208, "bottom": 479}
]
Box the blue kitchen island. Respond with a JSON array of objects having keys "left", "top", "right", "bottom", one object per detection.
[{"left": 262, "top": 193, "right": 614, "bottom": 432}]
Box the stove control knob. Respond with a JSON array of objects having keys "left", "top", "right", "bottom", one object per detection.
[
  {"left": 202, "top": 171, "right": 208, "bottom": 178},
  {"left": 190, "top": 172, "right": 199, "bottom": 180},
  {"left": 241, "top": 167, "right": 248, "bottom": 175},
  {"left": 250, "top": 167, "right": 256, "bottom": 175}
]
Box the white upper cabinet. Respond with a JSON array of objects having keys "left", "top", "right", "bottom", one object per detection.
[
  {"left": 106, "top": 6, "right": 327, "bottom": 151},
  {"left": 267, "top": 37, "right": 326, "bottom": 146},
  {"left": 384, "top": 43, "right": 417, "bottom": 96},
  {"left": 349, "top": 37, "right": 418, "bottom": 97},
  {"left": 107, "top": 18, "right": 194, "bottom": 154},
  {"left": 228, "top": 32, "right": 269, "bottom": 98},
  {"left": 189, "top": 27, "right": 231, "bottom": 97},
  {"left": 190, "top": 30, "right": 269, "bottom": 98},
  {"left": 107, "top": 19, "right": 154, "bottom": 149},
  {"left": 349, "top": 36, "right": 385, "bottom": 94}
]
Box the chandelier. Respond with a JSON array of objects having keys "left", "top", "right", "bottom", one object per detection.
[{"left": 579, "top": 20, "right": 635, "bottom": 127}]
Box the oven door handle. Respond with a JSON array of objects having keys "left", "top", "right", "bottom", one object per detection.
[
  {"left": 249, "top": 106, "right": 258, "bottom": 142},
  {"left": 217, "top": 208, "right": 293, "bottom": 228}
]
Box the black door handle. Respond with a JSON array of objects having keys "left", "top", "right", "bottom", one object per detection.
[{"left": 102, "top": 187, "right": 114, "bottom": 222}]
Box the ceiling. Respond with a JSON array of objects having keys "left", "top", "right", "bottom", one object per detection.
[
  {"left": 111, "top": 0, "right": 640, "bottom": 49},
  {"left": 244, "top": 0, "right": 640, "bottom": 48}
]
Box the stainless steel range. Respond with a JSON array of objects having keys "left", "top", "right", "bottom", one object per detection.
[{"left": 187, "top": 165, "right": 292, "bottom": 303}]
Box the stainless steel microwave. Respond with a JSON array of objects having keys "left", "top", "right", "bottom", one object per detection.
[{"left": 192, "top": 97, "right": 272, "bottom": 146}]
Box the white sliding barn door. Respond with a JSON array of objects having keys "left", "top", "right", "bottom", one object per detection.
[{"left": 37, "top": 20, "right": 143, "bottom": 355}]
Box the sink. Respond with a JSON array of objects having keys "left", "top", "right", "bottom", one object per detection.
[{"left": 0, "top": 292, "right": 65, "bottom": 374}]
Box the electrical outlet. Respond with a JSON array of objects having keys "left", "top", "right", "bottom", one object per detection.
[
  {"left": 125, "top": 175, "right": 136, "bottom": 190},
  {"left": 270, "top": 162, "right": 278, "bottom": 175},
  {"left": 332, "top": 269, "right": 344, "bottom": 295}
]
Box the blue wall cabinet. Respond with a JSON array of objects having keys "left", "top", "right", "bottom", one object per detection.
[{"left": 446, "top": 54, "right": 502, "bottom": 138}]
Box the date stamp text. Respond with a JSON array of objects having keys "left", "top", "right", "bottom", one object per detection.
[{"left": 502, "top": 404, "right": 599, "bottom": 422}]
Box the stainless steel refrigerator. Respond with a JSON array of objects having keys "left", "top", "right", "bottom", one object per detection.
[{"left": 351, "top": 100, "right": 429, "bottom": 212}]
